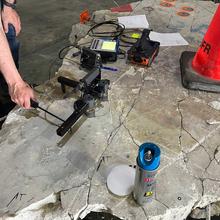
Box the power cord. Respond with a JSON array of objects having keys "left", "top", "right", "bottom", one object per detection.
[
  {"left": 87, "top": 20, "right": 125, "bottom": 38},
  {"left": 48, "top": 20, "right": 127, "bottom": 80},
  {"left": 58, "top": 44, "right": 76, "bottom": 59}
]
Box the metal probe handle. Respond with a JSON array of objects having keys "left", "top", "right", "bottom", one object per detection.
[
  {"left": 56, "top": 102, "right": 89, "bottom": 136},
  {"left": 30, "top": 99, "right": 65, "bottom": 123},
  {"left": 30, "top": 99, "right": 39, "bottom": 108}
]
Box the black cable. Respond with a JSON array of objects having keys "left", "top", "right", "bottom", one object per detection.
[
  {"left": 48, "top": 45, "right": 77, "bottom": 80},
  {"left": 58, "top": 44, "right": 76, "bottom": 59},
  {"left": 87, "top": 20, "right": 125, "bottom": 38},
  {"left": 47, "top": 43, "right": 82, "bottom": 80},
  {"left": 58, "top": 40, "right": 92, "bottom": 61},
  {"left": 49, "top": 21, "right": 126, "bottom": 81}
]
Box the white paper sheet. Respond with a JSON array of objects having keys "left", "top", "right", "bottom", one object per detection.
[
  {"left": 118, "top": 15, "right": 149, "bottom": 29},
  {"left": 149, "top": 32, "right": 189, "bottom": 46}
]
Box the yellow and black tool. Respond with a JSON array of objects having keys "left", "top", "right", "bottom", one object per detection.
[{"left": 127, "top": 29, "right": 160, "bottom": 67}]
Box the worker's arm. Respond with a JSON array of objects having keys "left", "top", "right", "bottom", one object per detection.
[
  {"left": 5, "top": 0, "right": 16, "bottom": 2},
  {"left": 0, "top": 12, "right": 34, "bottom": 108},
  {"left": 1, "top": 0, "right": 21, "bottom": 35}
]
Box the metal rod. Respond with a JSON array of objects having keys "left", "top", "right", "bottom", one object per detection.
[{"left": 37, "top": 106, "right": 65, "bottom": 122}]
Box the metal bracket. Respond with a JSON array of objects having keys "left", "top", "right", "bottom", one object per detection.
[{"left": 56, "top": 48, "right": 110, "bottom": 136}]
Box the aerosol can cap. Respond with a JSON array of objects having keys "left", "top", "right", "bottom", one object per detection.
[{"left": 138, "top": 143, "right": 160, "bottom": 171}]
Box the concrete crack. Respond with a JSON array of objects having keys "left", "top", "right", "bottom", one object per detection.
[
  {"left": 86, "top": 179, "right": 92, "bottom": 205},
  {"left": 96, "top": 157, "right": 104, "bottom": 172},
  {"left": 68, "top": 212, "right": 74, "bottom": 220},
  {"left": 107, "top": 107, "right": 125, "bottom": 146},
  {"left": 123, "top": 123, "right": 139, "bottom": 147},
  {"left": 154, "top": 198, "right": 170, "bottom": 209},
  {"left": 94, "top": 108, "right": 126, "bottom": 174},
  {"left": 214, "top": 146, "right": 220, "bottom": 165},
  {"left": 107, "top": 68, "right": 146, "bottom": 147},
  {"left": 200, "top": 178, "right": 205, "bottom": 197},
  {"left": 203, "top": 176, "right": 220, "bottom": 183},
  {"left": 96, "top": 155, "right": 111, "bottom": 172},
  {"left": 202, "top": 144, "right": 220, "bottom": 177},
  {"left": 177, "top": 98, "right": 186, "bottom": 152},
  {"left": 177, "top": 99, "right": 212, "bottom": 166},
  {"left": 106, "top": 91, "right": 139, "bottom": 148},
  {"left": 19, "top": 193, "right": 27, "bottom": 201},
  {"left": 27, "top": 197, "right": 34, "bottom": 203},
  {"left": 73, "top": 177, "right": 93, "bottom": 220},
  {"left": 59, "top": 181, "right": 89, "bottom": 194},
  {"left": 204, "top": 149, "right": 219, "bottom": 176},
  {"left": 176, "top": 100, "right": 215, "bottom": 214},
  {"left": 192, "top": 175, "right": 220, "bottom": 210},
  {"left": 177, "top": 98, "right": 220, "bottom": 212},
  {"left": 178, "top": 102, "right": 213, "bottom": 212},
  {"left": 141, "top": 206, "right": 149, "bottom": 220},
  {"left": 204, "top": 157, "right": 214, "bottom": 174},
  {"left": 177, "top": 98, "right": 199, "bottom": 177},
  {"left": 155, "top": 186, "right": 170, "bottom": 209}
]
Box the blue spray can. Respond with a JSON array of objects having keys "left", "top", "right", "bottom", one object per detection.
[{"left": 133, "top": 143, "right": 161, "bottom": 205}]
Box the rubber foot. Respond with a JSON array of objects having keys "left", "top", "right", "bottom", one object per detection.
[{"left": 180, "top": 51, "right": 220, "bottom": 93}]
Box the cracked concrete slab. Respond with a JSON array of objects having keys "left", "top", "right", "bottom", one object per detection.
[{"left": 1, "top": 0, "right": 220, "bottom": 219}]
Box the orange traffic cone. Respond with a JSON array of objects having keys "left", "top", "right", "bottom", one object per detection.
[{"left": 180, "top": 4, "right": 220, "bottom": 92}]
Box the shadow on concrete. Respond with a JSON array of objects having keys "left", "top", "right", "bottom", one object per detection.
[{"left": 82, "top": 212, "right": 122, "bottom": 220}]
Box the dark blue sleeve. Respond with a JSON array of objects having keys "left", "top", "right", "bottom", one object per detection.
[{"left": 0, "top": 0, "right": 2, "bottom": 10}]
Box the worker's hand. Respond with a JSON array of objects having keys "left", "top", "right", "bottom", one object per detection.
[
  {"left": 8, "top": 80, "right": 35, "bottom": 109},
  {"left": 1, "top": 6, "right": 21, "bottom": 35}
]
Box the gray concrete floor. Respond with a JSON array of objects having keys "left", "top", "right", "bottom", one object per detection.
[
  {"left": 17, "top": 0, "right": 133, "bottom": 85},
  {"left": 1, "top": 1, "right": 220, "bottom": 219}
]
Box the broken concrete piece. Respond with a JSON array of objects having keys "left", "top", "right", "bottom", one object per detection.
[
  {"left": 73, "top": 204, "right": 109, "bottom": 220},
  {"left": 17, "top": 193, "right": 57, "bottom": 213},
  {"left": 4, "top": 193, "right": 70, "bottom": 220},
  {"left": 1, "top": 0, "right": 220, "bottom": 219},
  {"left": 69, "top": 23, "right": 91, "bottom": 44},
  {"left": 206, "top": 119, "right": 220, "bottom": 125},
  {"left": 208, "top": 101, "right": 220, "bottom": 111}
]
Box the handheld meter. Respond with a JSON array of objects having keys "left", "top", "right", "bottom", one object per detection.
[{"left": 90, "top": 38, "right": 118, "bottom": 62}]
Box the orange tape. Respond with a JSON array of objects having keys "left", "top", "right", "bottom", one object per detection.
[
  {"left": 160, "top": 1, "right": 174, "bottom": 7},
  {"left": 181, "top": 6, "right": 194, "bottom": 12},
  {"left": 80, "top": 10, "right": 90, "bottom": 24},
  {"left": 176, "top": 11, "right": 190, "bottom": 17}
]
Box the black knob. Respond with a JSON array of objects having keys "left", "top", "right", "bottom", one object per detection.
[{"left": 30, "top": 99, "right": 39, "bottom": 108}]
